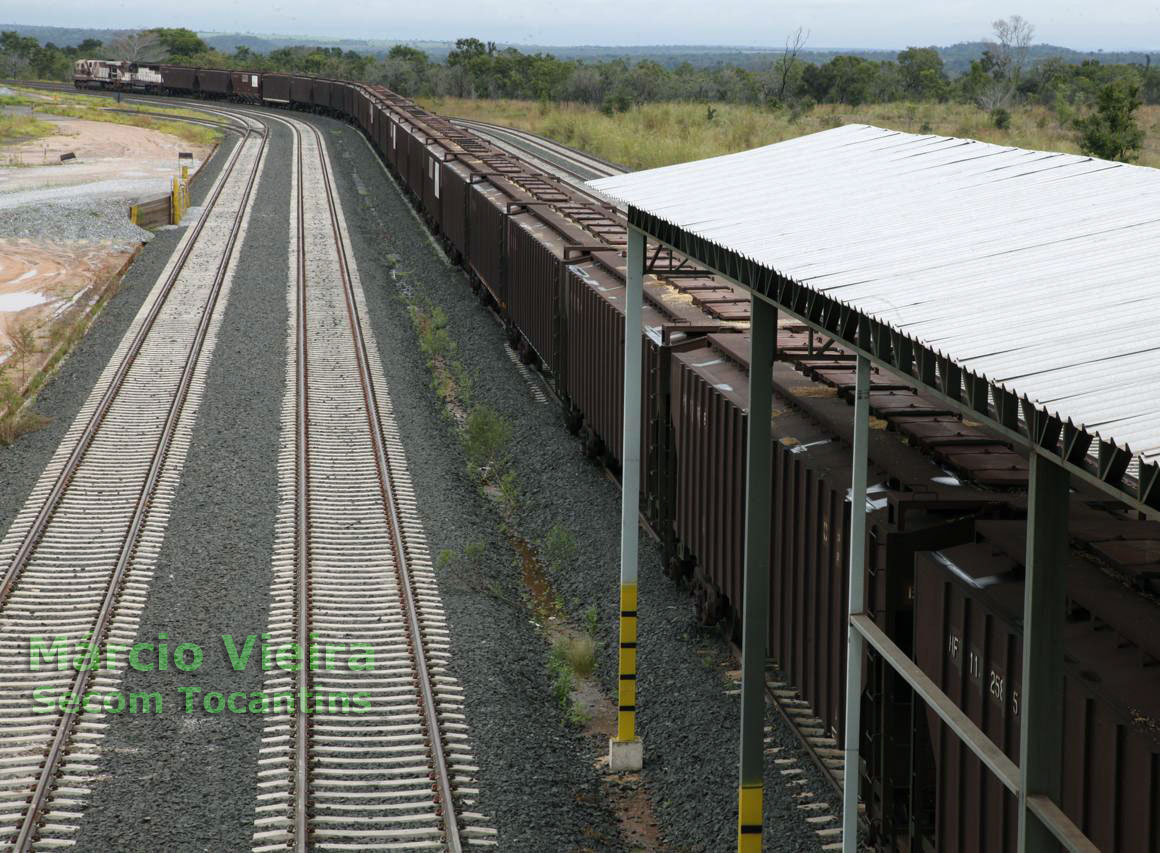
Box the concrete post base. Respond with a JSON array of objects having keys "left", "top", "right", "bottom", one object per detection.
[{"left": 608, "top": 738, "right": 643, "bottom": 772}]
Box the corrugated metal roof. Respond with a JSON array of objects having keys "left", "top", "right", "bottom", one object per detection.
[{"left": 588, "top": 124, "right": 1160, "bottom": 475}]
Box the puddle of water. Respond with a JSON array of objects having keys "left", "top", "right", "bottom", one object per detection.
[
  {"left": 0, "top": 291, "right": 48, "bottom": 312},
  {"left": 513, "top": 535, "right": 557, "bottom": 619}
]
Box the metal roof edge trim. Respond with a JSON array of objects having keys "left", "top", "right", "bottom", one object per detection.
[{"left": 625, "top": 204, "right": 1159, "bottom": 516}]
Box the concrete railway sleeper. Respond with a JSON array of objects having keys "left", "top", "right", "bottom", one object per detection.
[
  {"left": 0, "top": 113, "right": 270, "bottom": 849},
  {"left": 250, "top": 115, "right": 494, "bottom": 852}
]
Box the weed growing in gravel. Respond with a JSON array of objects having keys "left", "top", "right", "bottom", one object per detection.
[
  {"left": 463, "top": 404, "right": 511, "bottom": 482},
  {"left": 549, "top": 636, "right": 592, "bottom": 726},
  {"left": 0, "top": 376, "right": 49, "bottom": 447},
  {"left": 414, "top": 304, "right": 452, "bottom": 360},
  {"left": 498, "top": 469, "right": 520, "bottom": 515},
  {"left": 583, "top": 606, "right": 599, "bottom": 638},
  {"left": 542, "top": 523, "right": 577, "bottom": 573},
  {"left": 408, "top": 300, "right": 476, "bottom": 412},
  {"left": 557, "top": 633, "right": 596, "bottom": 679},
  {"left": 435, "top": 542, "right": 487, "bottom": 572},
  {"left": 7, "top": 321, "right": 38, "bottom": 386},
  {"left": 548, "top": 642, "right": 573, "bottom": 705}
]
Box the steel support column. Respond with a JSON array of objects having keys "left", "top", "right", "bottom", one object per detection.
[
  {"left": 841, "top": 355, "right": 871, "bottom": 853},
  {"left": 610, "top": 226, "right": 645, "bottom": 772},
  {"left": 737, "top": 295, "right": 776, "bottom": 852},
  {"left": 1018, "top": 454, "right": 1069, "bottom": 852}
]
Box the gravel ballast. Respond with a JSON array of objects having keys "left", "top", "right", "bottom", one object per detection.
[{"left": 0, "top": 200, "right": 154, "bottom": 243}]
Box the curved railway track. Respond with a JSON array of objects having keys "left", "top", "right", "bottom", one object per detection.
[
  {"left": 0, "top": 111, "right": 269, "bottom": 850},
  {"left": 251, "top": 115, "right": 493, "bottom": 852},
  {"left": 450, "top": 117, "right": 624, "bottom": 184}
]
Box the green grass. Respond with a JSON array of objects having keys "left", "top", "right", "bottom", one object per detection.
[
  {"left": 462, "top": 404, "right": 511, "bottom": 482},
  {"left": 37, "top": 104, "right": 221, "bottom": 146},
  {"left": 0, "top": 93, "right": 42, "bottom": 107},
  {"left": 541, "top": 522, "right": 576, "bottom": 573},
  {"left": 1, "top": 86, "right": 223, "bottom": 146},
  {"left": 554, "top": 633, "right": 596, "bottom": 679},
  {"left": 421, "top": 97, "right": 1160, "bottom": 170},
  {"left": 0, "top": 114, "right": 55, "bottom": 144}
]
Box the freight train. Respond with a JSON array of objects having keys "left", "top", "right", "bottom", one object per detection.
[{"left": 78, "top": 61, "right": 1160, "bottom": 851}]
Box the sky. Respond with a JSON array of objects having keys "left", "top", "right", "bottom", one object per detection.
[{"left": 5, "top": 0, "right": 1159, "bottom": 50}]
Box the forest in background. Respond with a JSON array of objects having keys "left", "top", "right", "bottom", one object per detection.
[
  {"left": 1, "top": 18, "right": 1153, "bottom": 164},
  {"left": 3, "top": 21, "right": 1158, "bottom": 110}
]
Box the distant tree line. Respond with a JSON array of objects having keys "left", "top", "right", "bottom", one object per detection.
[{"left": 2, "top": 19, "right": 1151, "bottom": 161}]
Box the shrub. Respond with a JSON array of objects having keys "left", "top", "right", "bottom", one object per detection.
[
  {"left": 463, "top": 404, "right": 511, "bottom": 479},
  {"left": 1075, "top": 80, "right": 1145, "bottom": 162},
  {"left": 990, "top": 107, "right": 1012, "bottom": 130},
  {"left": 542, "top": 522, "right": 577, "bottom": 572}
]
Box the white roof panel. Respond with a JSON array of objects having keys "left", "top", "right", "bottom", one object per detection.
[{"left": 588, "top": 124, "right": 1160, "bottom": 472}]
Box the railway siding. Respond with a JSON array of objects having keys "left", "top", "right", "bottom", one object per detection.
[{"left": 0, "top": 118, "right": 268, "bottom": 849}]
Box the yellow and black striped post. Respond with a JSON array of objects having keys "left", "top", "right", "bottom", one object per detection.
[
  {"left": 738, "top": 783, "right": 763, "bottom": 853},
  {"left": 737, "top": 294, "right": 776, "bottom": 850},
  {"left": 616, "top": 581, "right": 638, "bottom": 742},
  {"left": 609, "top": 226, "right": 645, "bottom": 772}
]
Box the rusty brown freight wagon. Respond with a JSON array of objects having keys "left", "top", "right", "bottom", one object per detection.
[
  {"left": 160, "top": 65, "right": 196, "bottom": 93},
  {"left": 338, "top": 81, "right": 355, "bottom": 117},
  {"left": 439, "top": 157, "right": 472, "bottom": 260},
  {"left": 420, "top": 142, "right": 446, "bottom": 226},
  {"left": 669, "top": 331, "right": 1011, "bottom": 732},
  {"left": 911, "top": 522, "right": 1160, "bottom": 853},
  {"left": 465, "top": 178, "right": 507, "bottom": 305},
  {"left": 262, "top": 73, "right": 291, "bottom": 103},
  {"left": 289, "top": 75, "right": 313, "bottom": 106},
  {"left": 405, "top": 130, "right": 427, "bottom": 200},
  {"left": 230, "top": 70, "right": 261, "bottom": 101},
  {"left": 196, "top": 68, "right": 231, "bottom": 96}
]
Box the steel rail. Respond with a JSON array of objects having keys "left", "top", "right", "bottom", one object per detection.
[
  {"left": 0, "top": 120, "right": 256, "bottom": 610},
  {"left": 8, "top": 115, "right": 269, "bottom": 851},
  {"left": 304, "top": 120, "right": 463, "bottom": 853},
  {"left": 453, "top": 117, "right": 624, "bottom": 180},
  {"left": 291, "top": 119, "right": 312, "bottom": 853}
]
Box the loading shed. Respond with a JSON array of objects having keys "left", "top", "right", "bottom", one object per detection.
[{"left": 588, "top": 124, "right": 1160, "bottom": 853}]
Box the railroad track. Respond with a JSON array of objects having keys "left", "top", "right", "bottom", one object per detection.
[
  {"left": 451, "top": 117, "right": 624, "bottom": 183},
  {"left": 251, "top": 115, "right": 493, "bottom": 852},
  {"left": 0, "top": 112, "right": 269, "bottom": 849}
]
